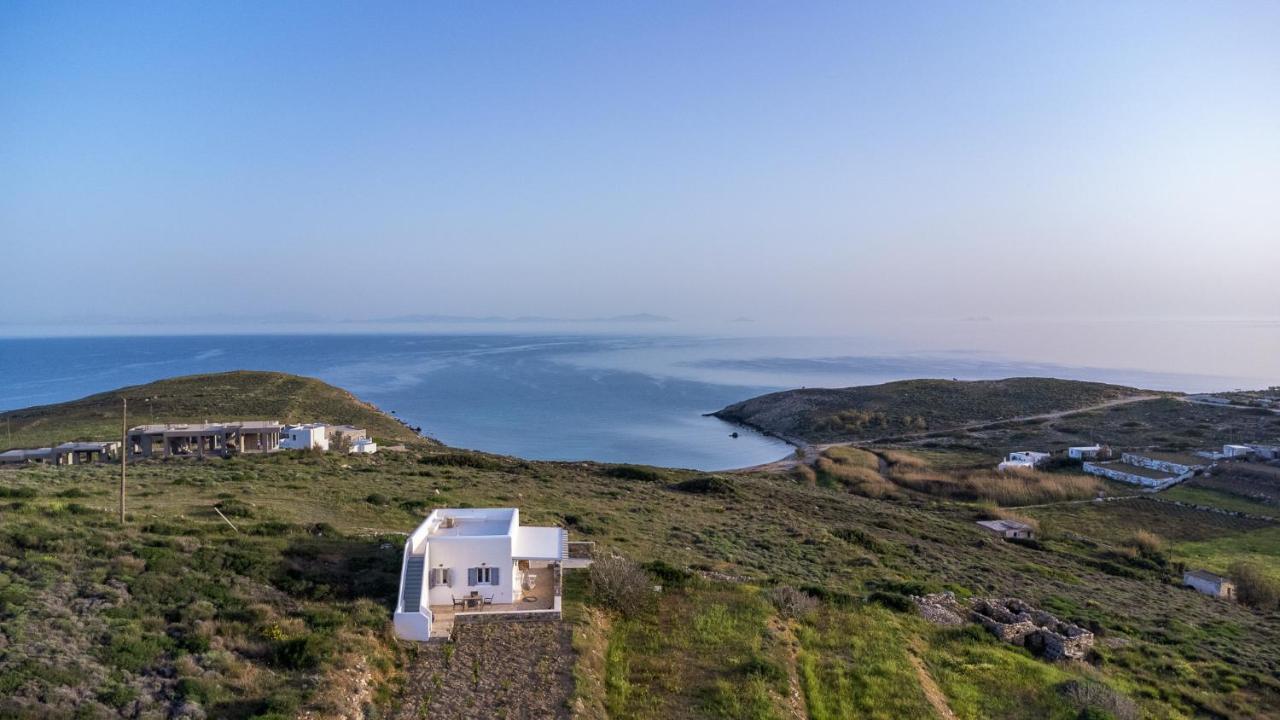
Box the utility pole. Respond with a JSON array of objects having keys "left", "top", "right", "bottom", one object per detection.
[{"left": 120, "top": 397, "right": 127, "bottom": 524}]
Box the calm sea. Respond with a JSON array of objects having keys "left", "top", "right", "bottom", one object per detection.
[{"left": 0, "top": 325, "right": 1273, "bottom": 469}]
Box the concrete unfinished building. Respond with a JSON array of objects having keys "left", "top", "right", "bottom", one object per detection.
[{"left": 126, "top": 421, "right": 282, "bottom": 459}]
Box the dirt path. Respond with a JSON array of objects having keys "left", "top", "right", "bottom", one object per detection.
[
  {"left": 907, "top": 641, "right": 957, "bottom": 720},
  {"left": 729, "top": 394, "right": 1161, "bottom": 473}
]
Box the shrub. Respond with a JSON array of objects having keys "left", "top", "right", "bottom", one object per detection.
[
  {"left": 1124, "top": 530, "right": 1165, "bottom": 557},
  {"left": 603, "top": 465, "right": 665, "bottom": 482},
  {"left": 1229, "top": 561, "right": 1280, "bottom": 611},
  {"left": 643, "top": 559, "right": 693, "bottom": 589},
  {"left": 214, "top": 498, "right": 255, "bottom": 518},
  {"left": 364, "top": 493, "right": 389, "bottom": 506},
  {"left": 418, "top": 452, "right": 506, "bottom": 471},
  {"left": 866, "top": 591, "right": 913, "bottom": 612},
  {"left": 1057, "top": 680, "right": 1138, "bottom": 720},
  {"left": 0, "top": 487, "right": 37, "bottom": 499},
  {"left": 588, "top": 555, "right": 652, "bottom": 617},
  {"left": 768, "top": 586, "right": 818, "bottom": 619},
  {"left": 670, "top": 475, "right": 736, "bottom": 495}
]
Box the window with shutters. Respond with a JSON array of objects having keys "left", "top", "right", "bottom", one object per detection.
[{"left": 475, "top": 567, "right": 494, "bottom": 584}]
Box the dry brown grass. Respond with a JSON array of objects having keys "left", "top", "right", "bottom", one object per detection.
[
  {"left": 816, "top": 447, "right": 897, "bottom": 498},
  {"left": 888, "top": 465, "right": 1100, "bottom": 506},
  {"left": 1125, "top": 530, "right": 1166, "bottom": 556},
  {"left": 880, "top": 449, "right": 928, "bottom": 469},
  {"left": 816, "top": 457, "right": 897, "bottom": 498},
  {"left": 821, "top": 446, "right": 880, "bottom": 470}
]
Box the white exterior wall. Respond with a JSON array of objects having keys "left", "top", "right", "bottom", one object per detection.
[
  {"left": 425, "top": 535, "right": 515, "bottom": 606},
  {"left": 1008, "top": 451, "right": 1050, "bottom": 466},
  {"left": 1083, "top": 461, "right": 1161, "bottom": 488},
  {"left": 1122, "top": 452, "right": 1200, "bottom": 476},
  {"left": 282, "top": 425, "right": 329, "bottom": 451},
  {"left": 1184, "top": 574, "right": 1232, "bottom": 598},
  {"left": 1068, "top": 446, "right": 1101, "bottom": 460},
  {"left": 1223, "top": 445, "right": 1253, "bottom": 458}
]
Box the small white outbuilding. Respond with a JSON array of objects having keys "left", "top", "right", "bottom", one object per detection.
[
  {"left": 281, "top": 423, "right": 330, "bottom": 451},
  {"left": 1068, "top": 445, "right": 1103, "bottom": 460},
  {"left": 998, "top": 451, "right": 1049, "bottom": 472}
]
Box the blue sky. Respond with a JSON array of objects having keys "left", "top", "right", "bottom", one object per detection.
[{"left": 2, "top": 1, "right": 1278, "bottom": 331}]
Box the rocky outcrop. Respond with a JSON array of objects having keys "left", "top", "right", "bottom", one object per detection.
[{"left": 915, "top": 593, "right": 1094, "bottom": 661}]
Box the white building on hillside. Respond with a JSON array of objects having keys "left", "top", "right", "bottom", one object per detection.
[
  {"left": 394, "top": 508, "right": 566, "bottom": 641},
  {"left": 281, "top": 423, "right": 329, "bottom": 451},
  {"left": 998, "top": 451, "right": 1050, "bottom": 472},
  {"left": 1068, "top": 445, "right": 1103, "bottom": 460},
  {"left": 350, "top": 438, "right": 378, "bottom": 454},
  {"left": 1183, "top": 570, "right": 1236, "bottom": 599}
]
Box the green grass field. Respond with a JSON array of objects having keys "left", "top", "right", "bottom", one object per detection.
[{"left": 1, "top": 374, "right": 1278, "bottom": 719}]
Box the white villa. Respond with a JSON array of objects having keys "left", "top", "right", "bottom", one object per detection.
[
  {"left": 394, "top": 508, "right": 567, "bottom": 641},
  {"left": 282, "top": 423, "right": 376, "bottom": 453},
  {"left": 281, "top": 423, "right": 329, "bottom": 451},
  {"left": 1068, "top": 445, "right": 1103, "bottom": 460},
  {"left": 998, "top": 450, "right": 1050, "bottom": 472}
]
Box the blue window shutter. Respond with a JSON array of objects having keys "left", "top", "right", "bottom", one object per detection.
[
  {"left": 428, "top": 569, "right": 437, "bottom": 588},
  {"left": 491, "top": 567, "right": 501, "bottom": 586},
  {"left": 468, "top": 567, "right": 477, "bottom": 586},
  {"left": 445, "top": 569, "right": 453, "bottom": 586}
]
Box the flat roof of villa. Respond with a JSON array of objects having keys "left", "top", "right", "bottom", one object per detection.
[
  {"left": 130, "top": 421, "right": 281, "bottom": 433},
  {"left": 977, "top": 519, "right": 1032, "bottom": 532},
  {"left": 428, "top": 508, "right": 517, "bottom": 537}
]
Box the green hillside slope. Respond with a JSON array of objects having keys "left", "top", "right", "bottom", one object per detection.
[
  {"left": 714, "top": 377, "right": 1151, "bottom": 443},
  {"left": 0, "top": 371, "right": 429, "bottom": 450}
]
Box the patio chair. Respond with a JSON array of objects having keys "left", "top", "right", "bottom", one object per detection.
[
  {"left": 483, "top": 595, "right": 494, "bottom": 606},
  {"left": 451, "top": 596, "right": 465, "bottom": 609}
]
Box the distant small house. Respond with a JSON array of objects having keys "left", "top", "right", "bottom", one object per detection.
[
  {"left": 53, "top": 441, "right": 119, "bottom": 465},
  {"left": 327, "top": 425, "right": 367, "bottom": 444},
  {"left": 998, "top": 451, "right": 1049, "bottom": 472},
  {"left": 1068, "top": 445, "right": 1103, "bottom": 460},
  {"left": 0, "top": 442, "right": 118, "bottom": 466},
  {"left": 976, "top": 519, "right": 1036, "bottom": 540},
  {"left": 1183, "top": 570, "right": 1236, "bottom": 600},
  {"left": 350, "top": 438, "right": 378, "bottom": 454},
  {"left": 1222, "top": 444, "right": 1254, "bottom": 459},
  {"left": 282, "top": 423, "right": 330, "bottom": 451}
]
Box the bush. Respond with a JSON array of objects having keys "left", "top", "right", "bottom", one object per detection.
[
  {"left": 768, "top": 586, "right": 818, "bottom": 619},
  {"left": 214, "top": 498, "right": 255, "bottom": 518},
  {"left": 1229, "top": 561, "right": 1280, "bottom": 611},
  {"left": 603, "top": 465, "right": 665, "bottom": 482},
  {"left": 364, "top": 493, "right": 389, "bottom": 506},
  {"left": 1057, "top": 680, "right": 1138, "bottom": 720},
  {"left": 0, "top": 487, "right": 37, "bottom": 499},
  {"left": 866, "top": 591, "right": 913, "bottom": 612},
  {"left": 670, "top": 475, "right": 735, "bottom": 495},
  {"left": 1124, "top": 530, "right": 1165, "bottom": 558},
  {"left": 588, "top": 555, "right": 652, "bottom": 617},
  {"left": 643, "top": 559, "right": 693, "bottom": 589},
  {"left": 418, "top": 452, "right": 506, "bottom": 471}
]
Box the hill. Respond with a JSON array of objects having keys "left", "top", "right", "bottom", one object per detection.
[
  {"left": 713, "top": 377, "right": 1152, "bottom": 444},
  {"left": 0, "top": 375, "right": 1277, "bottom": 719},
  {"left": 0, "top": 371, "right": 429, "bottom": 450}
]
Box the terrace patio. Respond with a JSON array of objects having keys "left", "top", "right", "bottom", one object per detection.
[{"left": 427, "top": 561, "right": 560, "bottom": 639}]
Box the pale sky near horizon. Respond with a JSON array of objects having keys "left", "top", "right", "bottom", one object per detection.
[{"left": 2, "top": 1, "right": 1278, "bottom": 331}]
